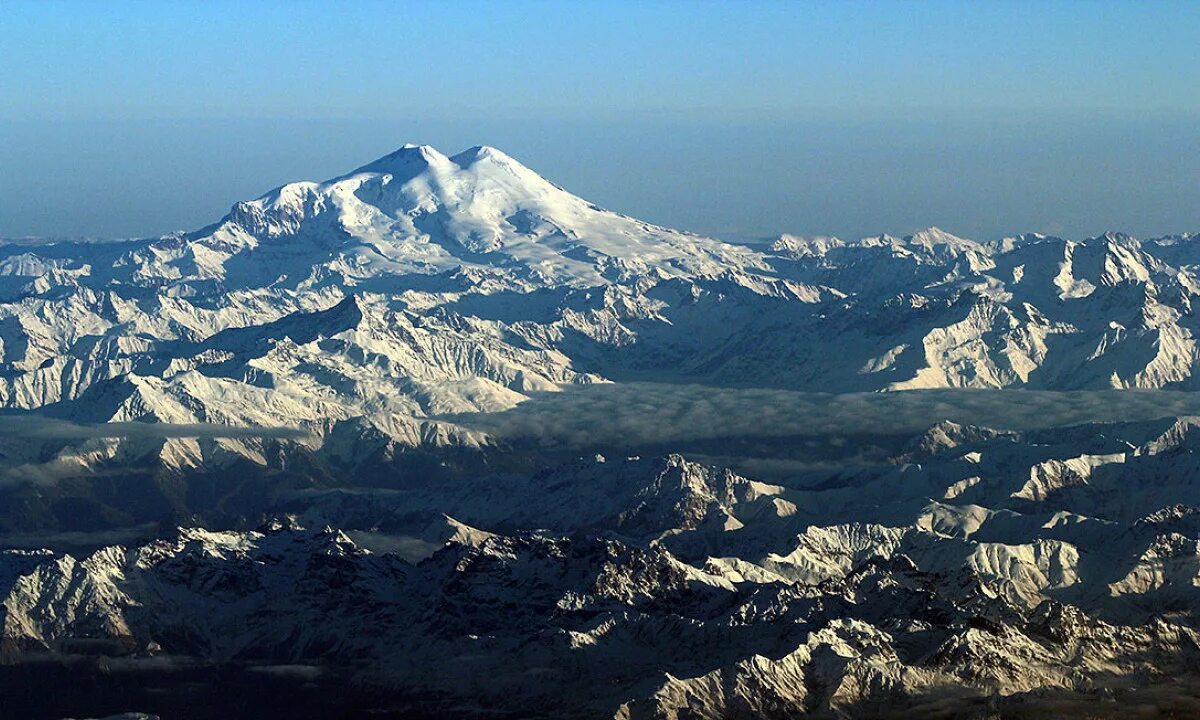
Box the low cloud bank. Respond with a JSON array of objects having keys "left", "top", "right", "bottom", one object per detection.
[
  {"left": 0, "top": 524, "right": 160, "bottom": 553},
  {"left": 445, "top": 383, "right": 1200, "bottom": 449},
  {"left": 0, "top": 416, "right": 310, "bottom": 489}
]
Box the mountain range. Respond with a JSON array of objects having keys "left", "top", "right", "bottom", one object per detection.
[
  {"left": 4, "top": 145, "right": 1200, "bottom": 718},
  {"left": 4, "top": 145, "right": 1200, "bottom": 467}
]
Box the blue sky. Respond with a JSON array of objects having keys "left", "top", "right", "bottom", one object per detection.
[{"left": 2, "top": 1, "right": 1199, "bottom": 240}]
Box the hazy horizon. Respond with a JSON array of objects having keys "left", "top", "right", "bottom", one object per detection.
[{"left": 4, "top": 1, "right": 1200, "bottom": 242}]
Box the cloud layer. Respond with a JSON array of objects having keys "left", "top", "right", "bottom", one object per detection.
[{"left": 446, "top": 383, "right": 1200, "bottom": 454}]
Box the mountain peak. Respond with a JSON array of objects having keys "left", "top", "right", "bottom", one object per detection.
[
  {"left": 907, "top": 226, "right": 977, "bottom": 247},
  {"left": 454, "top": 144, "right": 498, "bottom": 160},
  {"left": 451, "top": 145, "right": 519, "bottom": 167},
  {"left": 349, "top": 143, "right": 454, "bottom": 177},
  {"left": 339, "top": 144, "right": 542, "bottom": 188},
  {"left": 1093, "top": 230, "right": 1137, "bottom": 245}
]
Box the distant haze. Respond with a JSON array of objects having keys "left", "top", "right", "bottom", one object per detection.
[{"left": 2, "top": 2, "right": 1199, "bottom": 242}]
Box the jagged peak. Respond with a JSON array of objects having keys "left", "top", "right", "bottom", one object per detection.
[
  {"left": 1136, "top": 504, "right": 1200, "bottom": 526},
  {"left": 906, "top": 226, "right": 981, "bottom": 250},
  {"left": 770, "top": 234, "right": 844, "bottom": 254},
  {"left": 1085, "top": 230, "right": 1140, "bottom": 246},
  {"left": 900, "top": 420, "right": 1015, "bottom": 462},
  {"left": 1139, "top": 415, "right": 1200, "bottom": 455}
]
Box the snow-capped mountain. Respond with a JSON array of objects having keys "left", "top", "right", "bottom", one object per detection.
[
  {"left": 1, "top": 144, "right": 1200, "bottom": 476},
  {"left": 7, "top": 144, "right": 1200, "bottom": 717}
]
